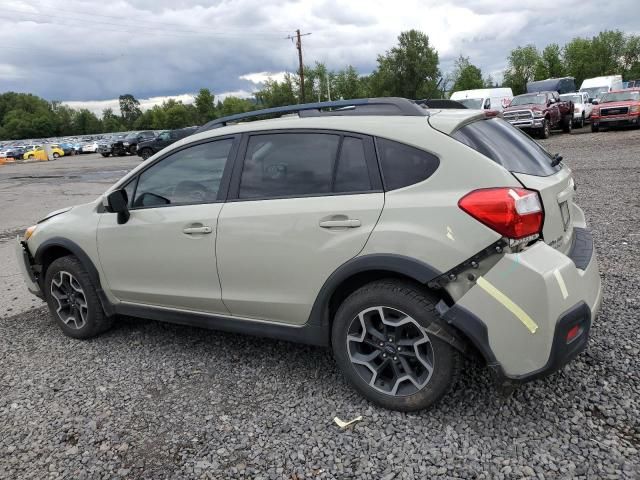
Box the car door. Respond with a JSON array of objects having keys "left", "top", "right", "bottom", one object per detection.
[
  {"left": 97, "top": 136, "right": 237, "bottom": 313},
  {"left": 216, "top": 131, "right": 384, "bottom": 325}
]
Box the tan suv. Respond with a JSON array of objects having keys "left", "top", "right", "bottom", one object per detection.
[{"left": 16, "top": 98, "right": 602, "bottom": 411}]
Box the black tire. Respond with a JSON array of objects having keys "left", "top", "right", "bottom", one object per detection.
[
  {"left": 52, "top": 152, "right": 59, "bottom": 158},
  {"left": 331, "top": 280, "right": 461, "bottom": 412},
  {"left": 540, "top": 119, "right": 550, "bottom": 139},
  {"left": 580, "top": 113, "right": 585, "bottom": 128},
  {"left": 140, "top": 148, "right": 153, "bottom": 160},
  {"left": 43, "top": 256, "right": 113, "bottom": 339},
  {"left": 129, "top": 145, "right": 137, "bottom": 155},
  {"left": 562, "top": 115, "right": 572, "bottom": 133},
  {"left": 591, "top": 124, "right": 600, "bottom": 133},
  {"left": 101, "top": 153, "right": 110, "bottom": 157}
]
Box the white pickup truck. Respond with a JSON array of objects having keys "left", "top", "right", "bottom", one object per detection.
[{"left": 560, "top": 91, "right": 593, "bottom": 128}]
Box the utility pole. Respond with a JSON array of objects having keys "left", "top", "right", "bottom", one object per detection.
[
  {"left": 296, "top": 29, "right": 305, "bottom": 103},
  {"left": 287, "top": 30, "right": 311, "bottom": 103}
]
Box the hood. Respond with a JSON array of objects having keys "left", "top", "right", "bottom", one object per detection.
[{"left": 504, "top": 103, "right": 545, "bottom": 111}]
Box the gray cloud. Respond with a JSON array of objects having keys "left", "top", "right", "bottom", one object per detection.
[{"left": 1, "top": 0, "right": 639, "bottom": 107}]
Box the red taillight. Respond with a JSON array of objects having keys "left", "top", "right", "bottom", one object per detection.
[{"left": 458, "top": 188, "right": 544, "bottom": 239}]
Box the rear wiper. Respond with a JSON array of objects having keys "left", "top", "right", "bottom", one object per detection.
[{"left": 550, "top": 153, "right": 563, "bottom": 167}]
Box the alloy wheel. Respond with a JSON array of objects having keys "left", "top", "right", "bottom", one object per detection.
[
  {"left": 50, "top": 271, "right": 88, "bottom": 329},
  {"left": 346, "top": 306, "right": 434, "bottom": 396}
]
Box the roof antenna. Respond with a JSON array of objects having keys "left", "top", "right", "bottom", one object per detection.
[{"left": 421, "top": 77, "right": 443, "bottom": 108}]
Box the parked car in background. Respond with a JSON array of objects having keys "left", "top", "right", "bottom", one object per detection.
[
  {"left": 0, "top": 145, "right": 25, "bottom": 159},
  {"left": 560, "top": 92, "right": 593, "bottom": 128},
  {"left": 579, "top": 75, "right": 623, "bottom": 102},
  {"left": 626, "top": 80, "right": 639, "bottom": 88},
  {"left": 117, "top": 131, "right": 156, "bottom": 155},
  {"left": 81, "top": 141, "right": 99, "bottom": 153},
  {"left": 136, "top": 127, "right": 198, "bottom": 160},
  {"left": 590, "top": 88, "right": 640, "bottom": 132},
  {"left": 503, "top": 91, "right": 574, "bottom": 138},
  {"left": 97, "top": 134, "right": 127, "bottom": 157},
  {"left": 449, "top": 88, "right": 514, "bottom": 112},
  {"left": 527, "top": 77, "right": 576, "bottom": 95},
  {"left": 23, "top": 145, "right": 64, "bottom": 160},
  {"left": 54, "top": 143, "right": 75, "bottom": 156}
]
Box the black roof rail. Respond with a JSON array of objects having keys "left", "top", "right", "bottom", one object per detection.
[
  {"left": 195, "top": 97, "right": 427, "bottom": 133},
  {"left": 415, "top": 99, "right": 467, "bottom": 109}
]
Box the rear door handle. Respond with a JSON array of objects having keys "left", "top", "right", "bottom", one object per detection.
[
  {"left": 183, "top": 226, "right": 212, "bottom": 235},
  {"left": 319, "top": 219, "right": 361, "bottom": 228}
]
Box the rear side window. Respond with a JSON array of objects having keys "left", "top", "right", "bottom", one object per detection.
[
  {"left": 452, "top": 118, "right": 559, "bottom": 176},
  {"left": 376, "top": 138, "right": 440, "bottom": 190},
  {"left": 239, "top": 133, "right": 339, "bottom": 199},
  {"left": 334, "top": 137, "right": 371, "bottom": 193}
]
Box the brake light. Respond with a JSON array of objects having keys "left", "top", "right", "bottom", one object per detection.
[
  {"left": 458, "top": 188, "right": 544, "bottom": 239},
  {"left": 566, "top": 324, "right": 581, "bottom": 343}
]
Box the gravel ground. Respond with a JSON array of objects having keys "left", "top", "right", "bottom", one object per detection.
[{"left": 1, "top": 129, "right": 639, "bottom": 479}]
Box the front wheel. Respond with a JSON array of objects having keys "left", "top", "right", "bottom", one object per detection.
[
  {"left": 52, "top": 152, "right": 60, "bottom": 158},
  {"left": 101, "top": 153, "right": 110, "bottom": 157},
  {"left": 540, "top": 119, "right": 550, "bottom": 139},
  {"left": 591, "top": 124, "right": 600, "bottom": 133},
  {"left": 140, "top": 148, "right": 153, "bottom": 160},
  {"left": 331, "top": 280, "right": 461, "bottom": 412},
  {"left": 44, "top": 256, "right": 113, "bottom": 339}
]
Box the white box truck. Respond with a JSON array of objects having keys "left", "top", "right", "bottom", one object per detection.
[
  {"left": 579, "top": 75, "right": 623, "bottom": 102},
  {"left": 450, "top": 88, "right": 514, "bottom": 112}
]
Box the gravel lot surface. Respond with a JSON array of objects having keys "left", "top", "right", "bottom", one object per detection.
[{"left": 1, "top": 130, "right": 639, "bottom": 479}]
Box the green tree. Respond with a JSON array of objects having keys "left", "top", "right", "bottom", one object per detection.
[
  {"left": 333, "top": 66, "right": 366, "bottom": 99},
  {"left": 255, "top": 74, "right": 297, "bottom": 107},
  {"left": 450, "top": 56, "right": 485, "bottom": 92},
  {"left": 563, "top": 37, "right": 594, "bottom": 87},
  {"left": 369, "top": 30, "right": 440, "bottom": 99},
  {"left": 535, "top": 43, "right": 564, "bottom": 80},
  {"left": 503, "top": 45, "right": 540, "bottom": 95},
  {"left": 119, "top": 94, "right": 142, "bottom": 128},
  {"left": 102, "top": 108, "right": 125, "bottom": 132},
  {"left": 72, "top": 109, "right": 102, "bottom": 134},
  {"left": 194, "top": 88, "right": 217, "bottom": 123},
  {"left": 216, "top": 97, "right": 255, "bottom": 117}
]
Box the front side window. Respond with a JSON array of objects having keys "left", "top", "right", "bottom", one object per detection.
[
  {"left": 239, "top": 133, "right": 340, "bottom": 199},
  {"left": 133, "top": 139, "right": 233, "bottom": 208}
]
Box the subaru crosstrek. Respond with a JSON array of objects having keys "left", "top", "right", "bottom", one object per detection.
[{"left": 16, "top": 98, "right": 602, "bottom": 411}]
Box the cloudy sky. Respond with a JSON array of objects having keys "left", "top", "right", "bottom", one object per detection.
[{"left": 2, "top": 0, "right": 639, "bottom": 114}]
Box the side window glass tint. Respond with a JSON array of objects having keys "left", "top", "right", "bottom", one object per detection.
[
  {"left": 133, "top": 139, "right": 233, "bottom": 207},
  {"left": 123, "top": 179, "right": 137, "bottom": 207},
  {"left": 334, "top": 137, "right": 371, "bottom": 193},
  {"left": 376, "top": 138, "right": 440, "bottom": 190},
  {"left": 239, "top": 133, "right": 339, "bottom": 199}
]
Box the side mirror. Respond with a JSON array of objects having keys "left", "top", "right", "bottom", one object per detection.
[
  {"left": 104, "top": 189, "right": 130, "bottom": 224},
  {"left": 591, "top": 100, "right": 599, "bottom": 105}
]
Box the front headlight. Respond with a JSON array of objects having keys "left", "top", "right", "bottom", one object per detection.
[
  {"left": 630, "top": 105, "right": 640, "bottom": 114},
  {"left": 23, "top": 225, "right": 37, "bottom": 241},
  {"left": 533, "top": 111, "right": 544, "bottom": 117},
  {"left": 123, "top": 142, "right": 130, "bottom": 146}
]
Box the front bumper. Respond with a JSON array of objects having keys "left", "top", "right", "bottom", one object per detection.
[
  {"left": 443, "top": 228, "right": 602, "bottom": 384},
  {"left": 505, "top": 118, "right": 545, "bottom": 129},
  {"left": 592, "top": 115, "right": 639, "bottom": 127},
  {"left": 15, "top": 237, "right": 42, "bottom": 298}
]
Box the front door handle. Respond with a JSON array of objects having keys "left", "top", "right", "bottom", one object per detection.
[
  {"left": 319, "top": 219, "right": 361, "bottom": 228},
  {"left": 183, "top": 225, "right": 212, "bottom": 235}
]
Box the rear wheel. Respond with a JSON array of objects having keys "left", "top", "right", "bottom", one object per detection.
[
  {"left": 44, "top": 256, "right": 113, "bottom": 339},
  {"left": 331, "top": 280, "right": 460, "bottom": 412},
  {"left": 140, "top": 148, "right": 153, "bottom": 160},
  {"left": 562, "top": 115, "right": 572, "bottom": 133}
]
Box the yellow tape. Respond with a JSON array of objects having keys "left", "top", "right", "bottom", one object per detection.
[
  {"left": 476, "top": 277, "right": 539, "bottom": 334},
  {"left": 553, "top": 269, "right": 569, "bottom": 300}
]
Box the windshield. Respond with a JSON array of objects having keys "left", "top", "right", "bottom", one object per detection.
[
  {"left": 510, "top": 94, "right": 546, "bottom": 106},
  {"left": 581, "top": 87, "right": 608, "bottom": 99},
  {"left": 600, "top": 91, "right": 640, "bottom": 103},
  {"left": 456, "top": 98, "right": 484, "bottom": 109},
  {"left": 561, "top": 95, "right": 582, "bottom": 104}
]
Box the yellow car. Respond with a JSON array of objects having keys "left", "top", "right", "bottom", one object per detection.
[{"left": 23, "top": 145, "right": 64, "bottom": 160}]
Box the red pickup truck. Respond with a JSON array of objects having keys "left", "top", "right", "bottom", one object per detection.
[
  {"left": 591, "top": 88, "right": 640, "bottom": 132},
  {"left": 502, "top": 91, "right": 574, "bottom": 138}
]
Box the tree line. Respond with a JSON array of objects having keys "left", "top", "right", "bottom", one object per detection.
[{"left": 2, "top": 29, "right": 639, "bottom": 140}]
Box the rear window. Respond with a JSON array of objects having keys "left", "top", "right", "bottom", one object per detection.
[{"left": 452, "top": 118, "right": 560, "bottom": 176}]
